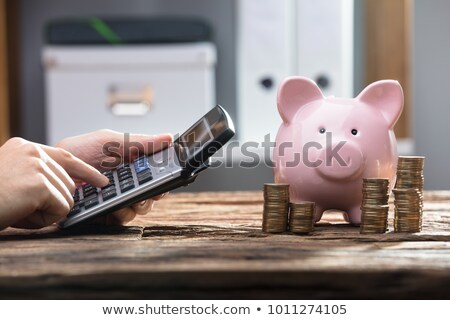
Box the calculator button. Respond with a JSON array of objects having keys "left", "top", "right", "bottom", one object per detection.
[
  {"left": 117, "top": 165, "right": 130, "bottom": 173},
  {"left": 83, "top": 184, "right": 94, "bottom": 190},
  {"left": 117, "top": 170, "right": 127, "bottom": 177},
  {"left": 120, "top": 179, "right": 135, "bottom": 192},
  {"left": 118, "top": 165, "right": 131, "bottom": 171},
  {"left": 102, "top": 175, "right": 115, "bottom": 187},
  {"left": 102, "top": 170, "right": 113, "bottom": 177},
  {"left": 118, "top": 172, "right": 133, "bottom": 181},
  {"left": 84, "top": 195, "right": 99, "bottom": 209},
  {"left": 134, "top": 157, "right": 150, "bottom": 174},
  {"left": 102, "top": 182, "right": 114, "bottom": 190},
  {"left": 118, "top": 168, "right": 131, "bottom": 174},
  {"left": 101, "top": 185, "right": 116, "bottom": 193},
  {"left": 119, "top": 177, "right": 133, "bottom": 185},
  {"left": 83, "top": 190, "right": 96, "bottom": 198},
  {"left": 83, "top": 186, "right": 97, "bottom": 198},
  {"left": 73, "top": 189, "right": 80, "bottom": 202},
  {"left": 68, "top": 204, "right": 81, "bottom": 217},
  {"left": 137, "top": 170, "right": 153, "bottom": 184},
  {"left": 83, "top": 185, "right": 97, "bottom": 197},
  {"left": 102, "top": 189, "right": 117, "bottom": 201}
]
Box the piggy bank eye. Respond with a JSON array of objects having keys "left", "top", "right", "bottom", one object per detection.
[
  {"left": 351, "top": 129, "right": 358, "bottom": 135},
  {"left": 319, "top": 128, "right": 326, "bottom": 134}
]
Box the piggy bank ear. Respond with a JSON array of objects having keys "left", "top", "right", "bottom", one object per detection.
[
  {"left": 357, "top": 80, "right": 404, "bottom": 128},
  {"left": 277, "top": 76, "right": 324, "bottom": 124}
]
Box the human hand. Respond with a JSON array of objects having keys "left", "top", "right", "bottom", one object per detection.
[
  {"left": 56, "top": 129, "right": 173, "bottom": 225},
  {"left": 0, "top": 138, "right": 108, "bottom": 230}
]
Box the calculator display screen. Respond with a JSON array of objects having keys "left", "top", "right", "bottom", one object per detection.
[
  {"left": 179, "top": 118, "right": 213, "bottom": 157},
  {"left": 175, "top": 105, "right": 234, "bottom": 168}
]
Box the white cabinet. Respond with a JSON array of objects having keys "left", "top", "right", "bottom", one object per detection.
[{"left": 43, "top": 43, "right": 216, "bottom": 145}]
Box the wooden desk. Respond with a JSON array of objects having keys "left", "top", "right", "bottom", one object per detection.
[{"left": 1, "top": 191, "right": 449, "bottom": 299}]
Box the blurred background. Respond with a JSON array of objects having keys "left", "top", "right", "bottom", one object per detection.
[{"left": 0, "top": 0, "right": 448, "bottom": 191}]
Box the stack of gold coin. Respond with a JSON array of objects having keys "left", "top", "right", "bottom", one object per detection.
[
  {"left": 289, "top": 202, "right": 315, "bottom": 234},
  {"left": 396, "top": 156, "right": 425, "bottom": 190},
  {"left": 394, "top": 156, "right": 425, "bottom": 232},
  {"left": 360, "top": 178, "right": 390, "bottom": 234},
  {"left": 393, "top": 188, "right": 423, "bottom": 232},
  {"left": 262, "top": 183, "right": 290, "bottom": 233}
]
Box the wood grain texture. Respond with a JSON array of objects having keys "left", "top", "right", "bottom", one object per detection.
[
  {"left": 0, "top": 191, "right": 449, "bottom": 299},
  {"left": 0, "top": 0, "right": 9, "bottom": 143}
]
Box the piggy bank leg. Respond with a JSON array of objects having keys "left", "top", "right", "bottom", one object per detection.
[
  {"left": 346, "top": 206, "right": 362, "bottom": 225},
  {"left": 314, "top": 205, "right": 325, "bottom": 223}
]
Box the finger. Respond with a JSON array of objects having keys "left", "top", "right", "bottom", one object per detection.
[
  {"left": 131, "top": 199, "right": 154, "bottom": 215},
  {"left": 12, "top": 209, "right": 64, "bottom": 229},
  {"left": 129, "top": 133, "right": 173, "bottom": 155},
  {"left": 37, "top": 178, "right": 72, "bottom": 223},
  {"left": 35, "top": 148, "right": 74, "bottom": 209},
  {"left": 44, "top": 153, "right": 77, "bottom": 195},
  {"left": 41, "top": 157, "right": 75, "bottom": 208},
  {"left": 40, "top": 145, "right": 109, "bottom": 188},
  {"left": 152, "top": 192, "right": 168, "bottom": 201},
  {"left": 107, "top": 207, "right": 136, "bottom": 225},
  {"left": 90, "top": 207, "right": 135, "bottom": 226}
]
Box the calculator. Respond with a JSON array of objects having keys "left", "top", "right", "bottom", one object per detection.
[{"left": 59, "top": 105, "right": 235, "bottom": 229}]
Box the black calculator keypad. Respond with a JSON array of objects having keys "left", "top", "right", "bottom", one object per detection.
[
  {"left": 69, "top": 153, "right": 172, "bottom": 219},
  {"left": 117, "top": 164, "right": 135, "bottom": 193}
]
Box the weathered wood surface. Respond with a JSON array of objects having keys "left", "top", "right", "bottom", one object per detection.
[{"left": 0, "top": 191, "right": 450, "bottom": 299}]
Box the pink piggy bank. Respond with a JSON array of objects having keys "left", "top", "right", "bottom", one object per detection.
[{"left": 273, "top": 76, "right": 403, "bottom": 224}]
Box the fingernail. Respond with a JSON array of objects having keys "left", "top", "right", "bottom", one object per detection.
[
  {"left": 101, "top": 175, "right": 109, "bottom": 186},
  {"left": 159, "top": 133, "right": 173, "bottom": 141},
  {"left": 139, "top": 200, "right": 147, "bottom": 206}
]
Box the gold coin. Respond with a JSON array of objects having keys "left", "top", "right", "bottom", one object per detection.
[
  {"left": 262, "top": 183, "right": 291, "bottom": 233},
  {"left": 289, "top": 201, "right": 315, "bottom": 234}
]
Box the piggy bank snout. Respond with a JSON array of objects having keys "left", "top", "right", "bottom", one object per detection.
[{"left": 316, "top": 141, "right": 364, "bottom": 181}]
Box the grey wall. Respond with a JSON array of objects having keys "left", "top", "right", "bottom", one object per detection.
[
  {"left": 412, "top": 0, "right": 450, "bottom": 190},
  {"left": 19, "top": 0, "right": 237, "bottom": 144}
]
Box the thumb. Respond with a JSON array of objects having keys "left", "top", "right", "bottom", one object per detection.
[
  {"left": 125, "top": 133, "right": 173, "bottom": 155},
  {"left": 100, "top": 130, "right": 173, "bottom": 163}
]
